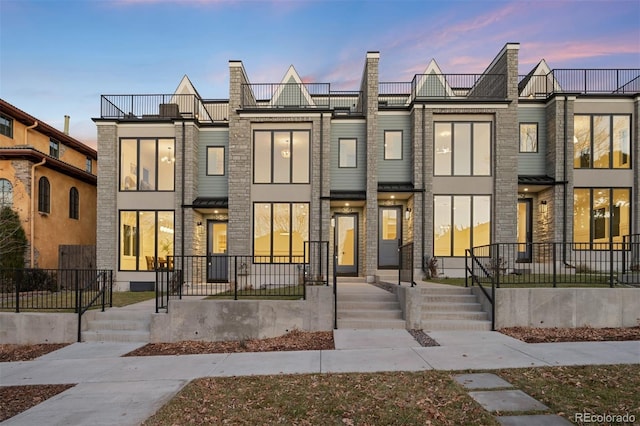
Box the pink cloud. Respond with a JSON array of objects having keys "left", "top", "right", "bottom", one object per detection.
[{"left": 521, "top": 38, "right": 640, "bottom": 68}]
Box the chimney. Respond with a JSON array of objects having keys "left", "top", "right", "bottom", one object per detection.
[{"left": 64, "top": 115, "right": 70, "bottom": 135}]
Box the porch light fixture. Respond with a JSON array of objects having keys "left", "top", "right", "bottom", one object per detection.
[
  {"left": 540, "top": 200, "right": 548, "bottom": 214},
  {"left": 405, "top": 208, "right": 411, "bottom": 220},
  {"left": 331, "top": 216, "right": 335, "bottom": 227}
]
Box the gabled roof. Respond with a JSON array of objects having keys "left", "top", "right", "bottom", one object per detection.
[
  {"left": 519, "top": 59, "right": 562, "bottom": 97},
  {"left": 412, "top": 59, "right": 455, "bottom": 102},
  {"left": 171, "top": 75, "right": 213, "bottom": 120},
  {"left": 271, "top": 65, "right": 316, "bottom": 107}
]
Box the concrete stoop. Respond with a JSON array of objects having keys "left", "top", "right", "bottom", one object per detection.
[
  {"left": 420, "top": 286, "right": 492, "bottom": 331},
  {"left": 83, "top": 310, "right": 151, "bottom": 343},
  {"left": 337, "top": 282, "right": 406, "bottom": 329}
]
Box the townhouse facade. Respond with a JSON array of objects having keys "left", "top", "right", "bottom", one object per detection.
[
  {"left": 0, "top": 99, "right": 98, "bottom": 269},
  {"left": 94, "top": 43, "right": 640, "bottom": 291}
]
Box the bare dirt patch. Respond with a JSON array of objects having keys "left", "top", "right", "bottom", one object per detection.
[
  {"left": 0, "top": 384, "right": 74, "bottom": 422},
  {"left": 499, "top": 326, "right": 640, "bottom": 343},
  {"left": 0, "top": 343, "right": 69, "bottom": 362}
]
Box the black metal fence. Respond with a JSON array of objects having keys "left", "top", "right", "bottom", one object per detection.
[
  {"left": 398, "top": 242, "right": 416, "bottom": 286},
  {"left": 100, "top": 94, "right": 216, "bottom": 122},
  {"left": 519, "top": 69, "right": 640, "bottom": 97},
  {"left": 156, "top": 242, "right": 329, "bottom": 313},
  {"left": 466, "top": 242, "right": 639, "bottom": 288},
  {"left": 0, "top": 269, "right": 113, "bottom": 312}
]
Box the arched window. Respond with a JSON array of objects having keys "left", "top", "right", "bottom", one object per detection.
[
  {"left": 38, "top": 177, "right": 50, "bottom": 213},
  {"left": 69, "top": 187, "right": 79, "bottom": 219},
  {"left": 0, "top": 179, "right": 12, "bottom": 208}
]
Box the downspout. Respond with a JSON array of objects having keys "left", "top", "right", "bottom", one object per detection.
[
  {"left": 421, "top": 105, "right": 426, "bottom": 274},
  {"left": 181, "top": 120, "right": 186, "bottom": 278},
  {"left": 319, "top": 113, "right": 323, "bottom": 246},
  {"left": 26, "top": 121, "right": 41, "bottom": 268},
  {"left": 563, "top": 96, "right": 568, "bottom": 263}
]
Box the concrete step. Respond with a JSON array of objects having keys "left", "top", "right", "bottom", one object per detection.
[
  {"left": 422, "top": 302, "right": 483, "bottom": 312},
  {"left": 338, "top": 292, "right": 398, "bottom": 302},
  {"left": 82, "top": 330, "right": 150, "bottom": 343},
  {"left": 423, "top": 294, "right": 478, "bottom": 303},
  {"left": 422, "top": 310, "right": 488, "bottom": 321},
  {"left": 89, "top": 310, "right": 151, "bottom": 322},
  {"left": 337, "top": 301, "right": 401, "bottom": 310},
  {"left": 338, "top": 309, "right": 403, "bottom": 320},
  {"left": 420, "top": 319, "right": 492, "bottom": 331},
  {"left": 420, "top": 287, "right": 473, "bottom": 295},
  {"left": 86, "top": 319, "right": 150, "bottom": 331},
  {"left": 337, "top": 318, "right": 406, "bottom": 329}
]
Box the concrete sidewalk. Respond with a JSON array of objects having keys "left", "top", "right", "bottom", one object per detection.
[{"left": 1, "top": 330, "right": 638, "bottom": 426}]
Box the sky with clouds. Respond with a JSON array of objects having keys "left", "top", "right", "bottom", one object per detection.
[{"left": 1, "top": 0, "right": 639, "bottom": 148}]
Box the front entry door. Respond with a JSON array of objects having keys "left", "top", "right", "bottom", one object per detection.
[
  {"left": 517, "top": 199, "right": 532, "bottom": 262},
  {"left": 207, "top": 220, "right": 228, "bottom": 282},
  {"left": 335, "top": 213, "right": 358, "bottom": 276},
  {"left": 378, "top": 206, "right": 401, "bottom": 268}
]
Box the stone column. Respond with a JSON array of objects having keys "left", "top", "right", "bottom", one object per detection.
[{"left": 364, "top": 52, "right": 379, "bottom": 282}]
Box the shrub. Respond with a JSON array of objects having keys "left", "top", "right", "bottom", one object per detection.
[{"left": 0, "top": 207, "right": 27, "bottom": 269}]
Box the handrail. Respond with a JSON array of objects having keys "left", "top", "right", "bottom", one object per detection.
[
  {"left": 465, "top": 249, "right": 495, "bottom": 330},
  {"left": 77, "top": 270, "right": 113, "bottom": 342}
]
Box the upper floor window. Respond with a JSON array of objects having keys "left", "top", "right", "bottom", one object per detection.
[
  {"left": 574, "top": 115, "right": 630, "bottom": 169},
  {"left": 69, "top": 187, "right": 79, "bottom": 219},
  {"left": 86, "top": 157, "right": 93, "bottom": 173},
  {"left": 120, "top": 138, "right": 175, "bottom": 191},
  {"left": 49, "top": 139, "right": 60, "bottom": 158},
  {"left": 0, "top": 179, "right": 12, "bottom": 208},
  {"left": 0, "top": 114, "right": 13, "bottom": 138},
  {"left": 384, "top": 131, "right": 402, "bottom": 160},
  {"left": 38, "top": 177, "right": 50, "bottom": 213},
  {"left": 207, "top": 146, "right": 225, "bottom": 176},
  {"left": 253, "top": 130, "right": 310, "bottom": 184},
  {"left": 519, "top": 123, "right": 538, "bottom": 153},
  {"left": 339, "top": 138, "right": 357, "bottom": 168},
  {"left": 434, "top": 122, "right": 491, "bottom": 176}
]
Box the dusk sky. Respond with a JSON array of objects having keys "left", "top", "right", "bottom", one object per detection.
[{"left": 1, "top": 0, "right": 639, "bottom": 149}]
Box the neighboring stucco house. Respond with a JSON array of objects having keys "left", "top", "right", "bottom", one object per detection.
[
  {"left": 0, "top": 99, "right": 97, "bottom": 269},
  {"left": 93, "top": 43, "right": 639, "bottom": 291}
]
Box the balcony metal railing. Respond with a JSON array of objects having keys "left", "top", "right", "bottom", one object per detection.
[
  {"left": 100, "top": 95, "right": 229, "bottom": 122},
  {"left": 240, "top": 84, "right": 363, "bottom": 114},
  {"left": 519, "top": 69, "right": 640, "bottom": 98}
]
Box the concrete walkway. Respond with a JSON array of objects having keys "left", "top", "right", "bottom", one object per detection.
[{"left": 1, "top": 330, "right": 638, "bottom": 425}]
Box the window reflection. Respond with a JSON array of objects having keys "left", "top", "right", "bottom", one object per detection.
[
  {"left": 434, "top": 195, "right": 491, "bottom": 257},
  {"left": 253, "top": 202, "right": 308, "bottom": 263},
  {"left": 119, "top": 211, "right": 174, "bottom": 271}
]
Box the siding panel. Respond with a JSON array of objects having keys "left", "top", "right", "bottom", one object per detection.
[
  {"left": 331, "top": 121, "right": 366, "bottom": 190},
  {"left": 379, "top": 114, "right": 412, "bottom": 182},
  {"left": 198, "top": 129, "right": 229, "bottom": 197},
  {"left": 518, "top": 107, "right": 547, "bottom": 175}
]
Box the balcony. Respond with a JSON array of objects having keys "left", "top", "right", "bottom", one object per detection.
[
  {"left": 100, "top": 94, "right": 229, "bottom": 123},
  {"left": 240, "top": 83, "right": 363, "bottom": 115},
  {"left": 519, "top": 69, "right": 640, "bottom": 98},
  {"left": 379, "top": 74, "right": 507, "bottom": 107}
]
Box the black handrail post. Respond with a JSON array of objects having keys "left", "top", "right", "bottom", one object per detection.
[
  {"left": 155, "top": 269, "right": 159, "bottom": 314},
  {"left": 333, "top": 245, "right": 338, "bottom": 330},
  {"left": 609, "top": 242, "right": 615, "bottom": 288},
  {"left": 234, "top": 256, "right": 238, "bottom": 300},
  {"left": 109, "top": 270, "right": 113, "bottom": 308},
  {"left": 14, "top": 269, "right": 20, "bottom": 313},
  {"left": 465, "top": 250, "right": 469, "bottom": 287},
  {"left": 552, "top": 243, "right": 557, "bottom": 288},
  {"left": 75, "top": 269, "right": 80, "bottom": 314},
  {"left": 101, "top": 272, "right": 106, "bottom": 312},
  {"left": 398, "top": 246, "right": 401, "bottom": 286}
]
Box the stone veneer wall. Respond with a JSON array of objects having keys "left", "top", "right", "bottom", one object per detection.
[
  {"left": 364, "top": 52, "right": 379, "bottom": 280},
  {"left": 96, "top": 123, "right": 118, "bottom": 273}
]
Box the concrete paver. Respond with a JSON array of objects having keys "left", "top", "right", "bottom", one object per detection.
[
  {"left": 36, "top": 342, "right": 146, "bottom": 360},
  {"left": 209, "top": 350, "right": 321, "bottom": 377},
  {"left": 454, "top": 373, "right": 514, "bottom": 389},
  {"left": 468, "top": 389, "right": 549, "bottom": 412},
  {"left": 321, "top": 347, "right": 432, "bottom": 373},
  {"left": 333, "top": 329, "right": 419, "bottom": 349},
  {"left": 413, "top": 343, "right": 549, "bottom": 370},
  {"left": 497, "top": 414, "right": 573, "bottom": 425}
]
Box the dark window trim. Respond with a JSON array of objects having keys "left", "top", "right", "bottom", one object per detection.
[
  {"left": 49, "top": 138, "right": 60, "bottom": 159},
  {"left": 433, "top": 194, "right": 492, "bottom": 257},
  {"left": 0, "top": 178, "right": 13, "bottom": 208},
  {"left": 574, "top": 114, "right": 632, "bottom": 169},
  {"left": 252, "top": 130, "right": 311, "bottom": 184},
  {"left": 38, "top": 176, "right": 50, "bottom": 213},
  {"left": 433, "top": 121, "right": 493, "bottom": 177},
  {"left": 519, "top": 122, "right": 539, "bottom": 153},
  {"left": 0, "top": 113, "right": 13, "bottom": 138},
  {"left": 118, "top": 137, "right": 176, "bottom": 192},
  {"left": 85, "top": 157, "right": 93, "bottom": 173},
  {"left": 206, "top": 146, "right": 226, "bottom": 176},
  {"left": 252, "top": 201, "right": 310, "bottom": 263},
  {"left": 383, "top": 130, "right": 403, "bottom": 160},
  {"left": 338, "top": 138, "right": 357, "bottom": 168},
  {"left": 118, "top": 209, "right": 175, "bottom": 272}
]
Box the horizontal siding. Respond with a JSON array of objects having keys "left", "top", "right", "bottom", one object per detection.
[
  {"left": 518, "top": 107, "right": 547, "bottom": 176},
  {"left": 198, "top": 129, "right": 229, "bottom": 197},
  {"left": 330, "top": 121, "right": 366, "bottom": 191},
  {"left": 379, "top": 114, "right": 412, "bottom": 182}
]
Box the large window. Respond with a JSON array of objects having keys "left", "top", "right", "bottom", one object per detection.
[
  {"left": 120, "top": 138, "right": 175, "bottom": 191},
  {"left": 119, "top": 211, "right": 174, "bottom": 271},
  {"left": 0, "top": 114, "right": 12, "bottom": 138},
  {"left": 384, "top": 131, "right": 402, "bottom": 160},
  {"left": 434, "top": 195, "right": 491, "bottom": 257},
  {"left": 339, "top": 138, "right": 357, "bottom": 167},
  {"left": 519, "top": 123, "right": 538, "bottom": 152},
  {"left": 574, "top": 115, "right": 630, "bottom": 169},
  {"left": 253, "top": 130, "right": 310, "bottom": 184},
  {"left": 434, "top": 122, "right": 491, "bottom": 176},
  {"left": 574, "top": 188, "right": 630, "bottom": 247},
  {"left": 0, "top": 179, "right": 12, "bottom": 208},
  {"left": 253, "top": 202, "right": 309, "bottom": 263},
  {"left": 207, "top": 147, "right": 225, "bottom": 175},
  {"left": 38, "top": 177, "right": 50, "bottom": 213},
  {"left": 69, "top": 187, "right": 79, "bottom": 219}
]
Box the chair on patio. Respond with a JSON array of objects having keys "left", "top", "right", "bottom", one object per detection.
[{"left": 145, "top": 256, "right": 155, "bottom": 271}]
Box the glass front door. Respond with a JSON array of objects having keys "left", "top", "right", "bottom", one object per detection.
[
  {"left": 207, "top": 220, "right": 228, "bottom": 282},
  {"left": 517, "top": 199, "right": 532, "bottom": 262},
  {"left": 378, "top": 206, "right": 401, "bottom": 268},
  {"left": 335, "top": 213, "right": 358, "bottom": 276}
]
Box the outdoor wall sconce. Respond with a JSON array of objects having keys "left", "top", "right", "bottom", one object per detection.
[
  {"left": 331, "top": 216, "right": 335, "bottom": 227},
  {"left": 405, "top": 208, "right": 411, "bottom": 220},
  {"left": 196, "top": 221, "right": 203, "bottom": 226},
  {"left": 540, "top": 200, "right": 548, "bottom": 214}
]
